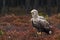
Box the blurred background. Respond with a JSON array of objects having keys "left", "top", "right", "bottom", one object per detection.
[
  {"left": 0, "top": 0, "right": 60, "bottom": 40},
  {"left": 0, "top": 0, "right": 60, "bottom": 16}
]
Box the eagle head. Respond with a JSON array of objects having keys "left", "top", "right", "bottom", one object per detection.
[{"left": 31, "top": 9, "right": 39, "bottom": 18}]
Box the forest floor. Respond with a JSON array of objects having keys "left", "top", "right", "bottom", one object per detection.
[{"left": 0, "top": 14, "right": 60, "bottom": 40}]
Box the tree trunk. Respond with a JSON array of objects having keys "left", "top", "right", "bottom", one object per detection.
[
  {"left": 47, "top": 0, "right": 51, "bottom": 16},
  {"left": 25, "top": 0, "right": 30, "bottom": 14},
  {"left": 11, "top": 0, "right": 14, "bottom": 7},
  {"left": 41, "top": 0, "right": 43, "bottom": 7},
  {"left": 57, "top": 0, "right": 60, "bottom": 13},
  {"left": 2, "top": 0, "right": 5, "bottom": 15},
  {"left": 17, "top": 0, "right": 19, "bottom": 7},
  {"left": 33, "top": 0, "right": 39, "bottom": 9}
]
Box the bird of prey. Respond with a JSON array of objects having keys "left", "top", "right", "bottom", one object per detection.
[{"left": 31, "top": 9, "right": 52, "bottom": 35}]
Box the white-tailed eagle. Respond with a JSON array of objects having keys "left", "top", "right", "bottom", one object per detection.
[{"left": 31, "top": 9, "right": 52, "bottom": 35}]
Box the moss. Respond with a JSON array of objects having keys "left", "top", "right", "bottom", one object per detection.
[
  {"left": 45, "top": 15, "right": 49, "bottom": 20},
  {"left": 0, "top": 30, "right": 4, "bottom": 36},
  {"left": 39, "top": 12, "right": 49, "bottom": 20}
]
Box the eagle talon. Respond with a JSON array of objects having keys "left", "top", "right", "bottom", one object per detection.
[{"left": 37, "top": 32, "right": 42, "bottom": 35}]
